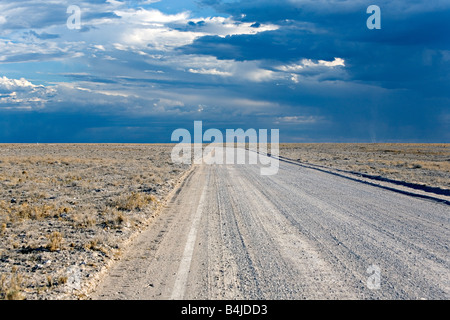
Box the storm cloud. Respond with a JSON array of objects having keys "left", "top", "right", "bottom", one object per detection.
[{"left": 0, "top": 0, "right": 448, "bottom": 142}]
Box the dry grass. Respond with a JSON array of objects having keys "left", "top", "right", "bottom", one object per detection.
[
  {"left": 280, "top": 143, "right": 450, "bottom": 190},
  {"left": 111, "top": 192, "right": 157, "bottom": 212},
  {"left": 0, "top": 267, "right": 25, "bottom": 300},
  {"left": 0, "top": 202, "right": 64, "bottom": 222},
  {"left": 46, "top": 232, "right": 63, "bottom": 252},
  {"left": 0, "top": 144, "right": 189, "bottom": 300}
]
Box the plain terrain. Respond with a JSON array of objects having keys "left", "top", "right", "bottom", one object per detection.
[
  {"left": 1, "top": 143, "right": 449, "bottom": 300},
  {"left": 0, "top": 144, "right": 189, "bottom": 300},
  {"left": 279, "top": 143, "right": 450, "bottom": 190}
]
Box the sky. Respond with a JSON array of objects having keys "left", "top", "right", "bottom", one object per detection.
[{"left": 0, "top": 0, "right": 449, "bottom": 143}]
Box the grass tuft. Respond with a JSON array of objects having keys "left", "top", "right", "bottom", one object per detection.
[
  {"left": 0, "top": 267, "right": 25, "bottom": 300},
  {"left": 46, "top": 232, "right": 63, "bottom": 252}
]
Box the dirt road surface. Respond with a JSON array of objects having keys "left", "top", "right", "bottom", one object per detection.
[{"left": 91, "top": 152, "right": 449, "bottom": 300}]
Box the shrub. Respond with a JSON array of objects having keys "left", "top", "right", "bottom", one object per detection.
[
  {"left": 0, "top": 267, "right": 24, "bottom": 300},
  {"left": 111, "top": 192, "right": 156, "bottom": 211},
  {"left": 46, "top": 231, "right": 63, "bottom": 252}
]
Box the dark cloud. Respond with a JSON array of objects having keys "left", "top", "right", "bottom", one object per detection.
[
  {"left": 183, "top": 1, "right": 450, "bottom": 97},
  {"left": 0, "top": 0, "right": 448, "bottom": 142},
  {"left": 180, "top": 28, "right": 338, "bottom": 62}
]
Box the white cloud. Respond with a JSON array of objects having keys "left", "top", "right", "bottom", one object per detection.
[
  {"left": 0, "top": 76, "right": 37, "bottom": 90},
  {"left": 275, "top": 115, "right": 324, "bottom": 124},
  {"left": 0, "top": 2, "right": 280, "bottom": 74},
  {"left": 0, "top": 38, "right": 84, "bottom": 63},
  {"left": 108, "top": 8, "right": 278, "bottom": 51},
  {"left": 115, "top": 8, "right": 189, "bottom": 25},
  {"left": 166, "top": 55, "right": 279, "bottom": 82},
  {"left": 187, "top": 16, "right": 279, "bottom": 38},
  {"left": 276, "top": 57, "right": 347, "bottom": 83},
  {"left": 0, "top": 76, "right": 56, "bottom": 109},
  {"left": 93, "top": 45, "right": 106, "bottom": 51},
  {"left": 278, "top": 57, "right": 345, "bottom": 72},
  {"left": 278, "top": 64, "right": 304, "bottom": 72},
  {"left": 0, "top": 2, "right": 282, "bottom": 113},
  {"left": 316, "top": 58, "right": 345, "bottom": 67},
  {"left": 188, "top": 68, "right": 232, "bottom": 77},
  {"left": 122, "top": 27, "right": 203, "bottom": 51},
  {"left": 243, "top": 68, "right": 276, "bottom": 82}
]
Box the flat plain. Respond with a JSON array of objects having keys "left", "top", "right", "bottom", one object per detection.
[
  {"left": 280, "top": 143, "right": 450, "bottom": 191},
  {"left": 0, "top": 144, "right": 189, "bottom": 300},
  {"left": 1, "top": 143, "right": 448, "bottom": 300}
]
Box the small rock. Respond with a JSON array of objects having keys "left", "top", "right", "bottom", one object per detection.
[
  {"left": 32, "top": 264, "right": 44, "bottom": 271},
  {"left": 10, "top": 198, "right": 17, "bottom": 204}
]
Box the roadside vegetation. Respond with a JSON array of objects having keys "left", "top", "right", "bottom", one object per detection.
[{"left": 0, "top": 144, "right": 189, "bottom": 299}]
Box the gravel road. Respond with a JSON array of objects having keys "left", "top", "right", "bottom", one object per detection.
[{"left": 91, "top": 152, "right": 449, "bottom": 300}]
